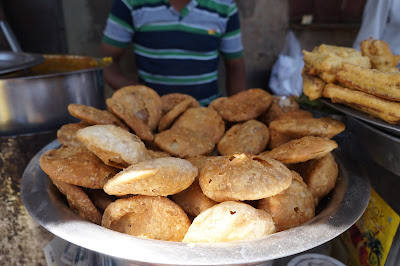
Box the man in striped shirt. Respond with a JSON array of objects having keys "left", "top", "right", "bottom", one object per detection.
[{"left": 100, "top": 0, "right": 246, "bottom": 105}]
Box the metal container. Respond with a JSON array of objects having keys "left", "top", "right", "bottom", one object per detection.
[
  {"left": 347, "top": 116, "right": 400, "bottom": 176},
  {"left": 21, "top": 140, "right": 370, "bottom": 266},
  {"left": 0, "top": 54, "right": 110, "bottom": 136}
]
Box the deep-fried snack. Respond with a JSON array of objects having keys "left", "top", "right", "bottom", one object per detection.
[
  {"left": 260, "top": 136, "right": 338, "bottom": 164},
  {"left": 182, "top": 201, "right": 276, "bottom": 243},
  {"left": 158, "top": 98, "right": 194, "bottom": 131},
  {"left": 303, "top": 46, "right": 371, "bottom": 83},
  {"left": 102, "top": 195, "right": 191, "bottom": 242},
  {"left": 258, "top": 171, "right": 315, "bottom": 231},
  {"left": 111, "top": 85, "right": 162, "bottom": 131},
  {"left": 147, "top": 149, "right": 171, "bottom": 158},
  {"left": 211, "top": 88, "right": 273, "bottom": 122},
  {"left": 323, "top": 83, "right": 400, "bottom": 124},
  {"left": 336, "top": 62, "right": 400, "bottom": 102},
  {"left": 106, "top": 97, "right": 154, "bottom": 141},
  {"left": 57, "top": 122, "right": 88, "bottom": 147},
  {"left": 171, "top": 178, "right": 217, "bottom": 217},
  {"left": 76, "top": 125, "right": 152, "bottom": 169},
  {"left": 290, "top": 153, "right": 338, "bottom": 205},
  {"left": 51, "top": 178, "right": 102, "bottom": 224},
  {"left": 67, "top": 103, "right": 129, "bottom": 130},
  {"left": 312, "top": 44, "right": 363, "bottom": 57},
  {"left": 302, "top": 73, "right": 326, "bottom": 100},
  {"left": 268, "top": 130, "right": 294, "bottom": 149},
  {"left": 85, "top": 189, "right": 116, "bottom": 212},
  {"left": 40, "top": 146, "right": 118, "bottom": 189},
  {"left": 269, "top": 116, "right": 345, "bottom": 139},
  {"left": 199, "top": 154, "right": 293, "bottom": 202},
  {"left": 217, "top": 120, "right": 270, "bottom": 155},
  {"left": 360, "top": 38, "right": 400, "bottom": 72},
  {"left": 267, "top": 110, "right": 314, "bottom": 149},
  {"left": 154, "top": 127, "right": 215, "bottom": 158},
  {"left": 208, "top": 96, "right": 227, "bottom": 111},
  {"left": 103, "top": 157, "right": 198, "bottom": 196},
  {"left": 171, "top": 107, "right": 225, "bottom": 144},
  {"left": 186, "top": 155, "right": 213, "bottom": 173},
  {"left": 258, "top": 95, "right": 299, "bottom": 125},
  {"left": 160, "top": 93, "right": 199, "bottom": 114}
]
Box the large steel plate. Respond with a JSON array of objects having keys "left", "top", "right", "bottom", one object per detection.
[
  {"left": 320, "top": 98, "right": 400, "bottom": 137},
  {"left": 21, "top": 140, "right": 370, "bottom": 266}
]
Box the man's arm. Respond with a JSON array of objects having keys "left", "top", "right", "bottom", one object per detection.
[
  {"left": 100, "top": 43, "right": 140, "bottom": 90},
  {"left": 224, "top": 57, "right": 246, "bottom": 96}
]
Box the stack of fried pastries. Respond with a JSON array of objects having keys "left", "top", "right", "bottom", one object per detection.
[
  {"left": 302, "top": 39, "right": 400, "bottom": 124},
  {"left": 39, "top": 85, "right": 344, "bottom": 243}
]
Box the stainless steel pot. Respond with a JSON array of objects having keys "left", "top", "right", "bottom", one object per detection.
[{"left": 0, "top": 54, "right": 110, "bottom": 136}]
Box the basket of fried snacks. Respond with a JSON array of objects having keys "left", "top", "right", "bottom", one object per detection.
[{"left": 21, "top": 86, "right": 370, "bottom": 265}]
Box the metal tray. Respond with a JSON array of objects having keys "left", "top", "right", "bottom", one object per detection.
[
  {"left": 347, "top": 116, "right": 400, "bottom": 176},
  {"left": 320, "top": 99, "right": 400, "bottom": 137},
  {"left": 21, "top": 140, "right": 370, "bottom": 266},
  {"left": 0, "top": 51, "right": 44, "bottom": 75}
]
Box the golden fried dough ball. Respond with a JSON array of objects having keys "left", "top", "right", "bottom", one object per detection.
[
  {"left": 57, "top": 122, "right": 88, "bottom": 148},
  {"left": 102, "top": 195, "right": 190, "bottom": 242},
  {"left": 258, "top": 95, "right": 299, "bottom": 125},
  {"left": 217, "top": 120, "right": 270, "bottom": 155},
  {"left": 269, "top": 117, "right": 345, "bottom": 139},
  {"left": 160, "top": 92, "right": 199, "bottom": 114},
  {"left": 171, "top": 179, "right": 217, "bottom": 217},
  {"left": 199, "top": 154, "right": 293, "bottom": 202},
  {"left": 154, "top": 127, "right": 215, "bottom": 158},
  {"left": 85, "top": 189, "right": 116, "bottom": 213},
  {"left": 67, "top": 103, "right": 128, "bottom": 130},
  {"left": 260, "top": 136, "right": 338, "bottom": 164},
  {"left": 51, "top": 178, "right": 102, "bottom": 224},
  {"left": 103, "top": 157, "right": 197, "bottom": 196},
  {"left": 182, "top": 201, "right": 276, "bottom": 243},
  {"left": 158, "top": 98, "right": 195, "bottom": 131},
  {"left": 211, "top": 88, "right": 273, "bottom": 122},
  {"left": 111, "top": 85, "right": 162, "bottom": 131},
  {"left": 258, "top": 172, "right": 315, "bottom": 231},
  {"left": 171, "top": 107, "right": 225, "bottom": 144},
  {"left": 39, "top": 146, "right": 118, "bottom": 189},
  {"left": 76, "top": 124, "right": 151, "bottom": 169},
  {"left": 290, "top": 153, "right": 338, "bottom": 205}
]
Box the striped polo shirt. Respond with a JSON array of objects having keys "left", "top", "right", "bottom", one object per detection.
[{"left": 102, "top": 0, "right": 243, "bottom": 104}]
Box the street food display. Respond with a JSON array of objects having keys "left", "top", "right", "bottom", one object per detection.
[
  {"left": 302, "top": 39, "right": 400, "bottom": 125},
  {"left": 37, "top": 84, "right": 346, "bottom": 243}
]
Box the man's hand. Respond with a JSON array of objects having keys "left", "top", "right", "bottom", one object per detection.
[
  {"left": 224, "top": 57, "right": 246, "bottom": 96},
  {"left": 100, "top": 43, "right": 140, "bottom": 90}
]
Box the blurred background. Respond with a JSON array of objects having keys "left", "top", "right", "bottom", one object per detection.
[{"left": 0, "top": 0, "right": 366, "bottom": 98}]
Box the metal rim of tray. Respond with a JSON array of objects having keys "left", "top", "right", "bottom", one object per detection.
[
  {"left": 320, "top": 98, "right": 400, "bottom": 137},
  {"left": 0, "top": 51, "right": 45, "bottom": 75},
  {"left": 21, "top": 140, "right": 370, "bottom": 266}
]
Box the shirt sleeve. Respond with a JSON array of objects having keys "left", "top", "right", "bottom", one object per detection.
[
  {"left": 219, "top": 1, "right": 244, "bottom": 59},
  {"left": 102, "top": 0, "right": 135, "bottom": 48}
]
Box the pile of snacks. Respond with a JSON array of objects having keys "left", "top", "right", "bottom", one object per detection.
[
  {"left": 302, "top": 38, "right": 400, "bottom": 124},
  {"left": 39, "top": 85, "right": 345, "bottom": 243}
]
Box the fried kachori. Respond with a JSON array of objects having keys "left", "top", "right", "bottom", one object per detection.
[{"left": 76, "top": 124, "right": 151, "bottom": 169}]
